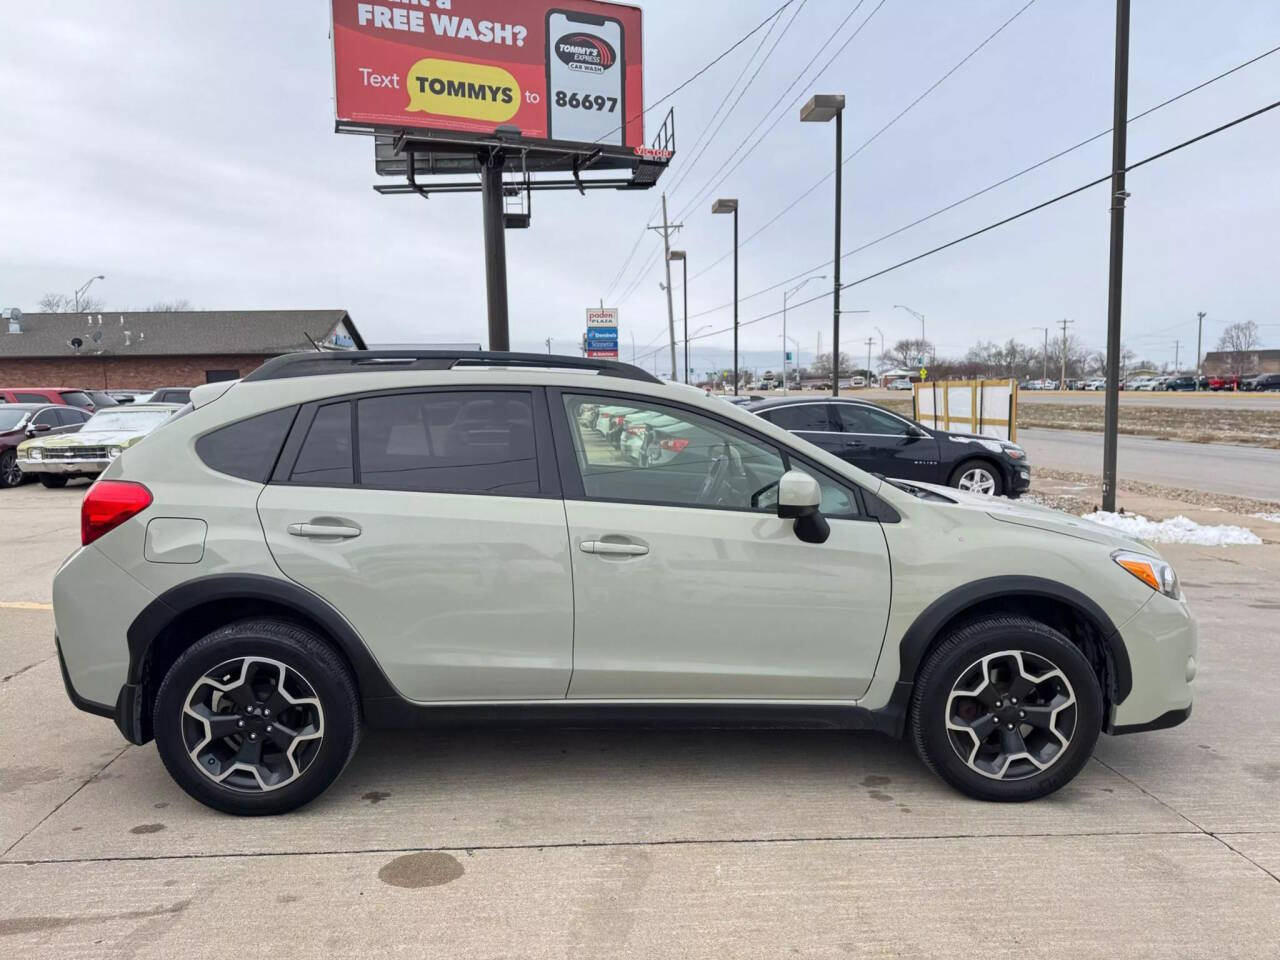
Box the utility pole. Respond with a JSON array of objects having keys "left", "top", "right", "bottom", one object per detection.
[
  {"left": 1059, "top": 318, "right": 1074, "bottom": 388},
  {"left": 865, "top": 337, "right": 875, "bottom": 387},
  {"left": 1173, "top": 339, "right": 1181, "bottom": 373},
  {"left": 1195, "top": 311, "right": 1206, "bottom": 388},
  {"left": 545, "top": 337, "right": 552, "bottom": 354},
  {"left": 1032, "top": 326, "right": 1049, "bottom": 384},
  {"left": 647, "top": 193, "right": 683, "bottom": 381},
  {"left": 1101, "top": 0, "right": 1131, "bottom": 512}
]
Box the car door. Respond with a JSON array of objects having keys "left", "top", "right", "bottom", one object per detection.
[
  {"left": 831, "top": 402, "right": 940, "bottom": 482},
  {"left": 256, "top": 388, "right": 574, "bottom": 702},
  {"left": 553, "top": 391, "right": 892, "bottom": 701}
]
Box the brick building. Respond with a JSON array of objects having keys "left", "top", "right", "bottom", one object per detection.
[
  {"left": 1201, "top": 349, "right": 1280, "bottom": 377},
  {"left": 0, "top": 310, "right": 365, "bottom": 389}
]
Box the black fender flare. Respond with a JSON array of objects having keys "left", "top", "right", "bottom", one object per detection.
[
  {"left": 126, "top": 573, "right": 399, "bottom": 700},
  {"left": 893, "top": 575, "right": 1132, "bottom": 702}
]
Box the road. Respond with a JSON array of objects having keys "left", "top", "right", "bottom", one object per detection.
[
  {"left": 1021, "top": 427, "right": 1280, "bottom": 500},
  {"left": 4, "top": 486, "right": 1280, "bottom": 957}
]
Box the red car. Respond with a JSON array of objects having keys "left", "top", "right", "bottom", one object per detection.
[{"left": 0, "top": 387, "right": 116, "bottom": 410}]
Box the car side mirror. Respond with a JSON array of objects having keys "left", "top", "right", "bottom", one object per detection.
[
  {"left": 29, "top": 423, "right": 51, "bottom": 434},
  {"left": 777, "top": 470, "right": 830, "bottom": 544}
]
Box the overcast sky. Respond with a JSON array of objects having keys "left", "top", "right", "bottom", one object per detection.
[{"left": 2, "top": 0, "right": 1278, "bottom": 377}]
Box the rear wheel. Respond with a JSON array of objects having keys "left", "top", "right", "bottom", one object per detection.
[
  {"left": 39, "top": 475, "right": 68, "bottom": 488},
  {"left": 0, "top": 450, "right": 21, "bottom": 488},
  {"left": 949, "top": 459, "right": 1002, "bottom": 497},
  {"left": 153, "top": 619, "right": 361, "bottom": 815},
  {"left": 910, "top": 615, "right": 1102, "bottom": 802}
]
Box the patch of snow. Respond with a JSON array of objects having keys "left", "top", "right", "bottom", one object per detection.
[
  {"left": 1081, "top": 511, "right": 1262, "bottom": 546},
  {"left": 1252, "top": 513, "right": 1280, "bottom": 524}
]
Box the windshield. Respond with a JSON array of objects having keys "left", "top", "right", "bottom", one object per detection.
[
  {"left": 84, "top": 409, "right": 175, "bottom": 432},
  {"left": 0, "top": 410, "right": 29, "bottom": 431}
]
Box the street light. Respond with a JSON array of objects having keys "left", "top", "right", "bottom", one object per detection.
[
  {"left": 668, "top": 249, "right": 688, "bottom": 383},
  {"left": 74, "top": 274, "right": 105, "bottom": 312},
  {"left": 711, "top": 198, "right": 739, "bottom": 394},
  {"left": 893, "top": 304, "right": 927, "bottom": 350},
  {"left": 801, "top": 93, "right": 845, "bottom": 396},
  {"left": 782, "top": 275, "right": 825, "bottom": 394}
]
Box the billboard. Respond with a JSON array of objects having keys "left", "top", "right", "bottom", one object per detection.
[
  {"left": 585, "top": 307, "right": 618, "bottom": 359},
  {"left": 332, "top": 0, "right": 644, "bottom": 149}
]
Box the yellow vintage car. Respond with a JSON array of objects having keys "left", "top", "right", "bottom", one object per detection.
[{"left": 17, "top": 403, "right": 182, "bottom": 488}]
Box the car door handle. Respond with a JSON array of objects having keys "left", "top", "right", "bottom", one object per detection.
[
  {"left": 580, "top": 540, "right": 649, "bottom": 557},
  {"left": 288, "top": 522, "right": 362, "bottom": 539}
]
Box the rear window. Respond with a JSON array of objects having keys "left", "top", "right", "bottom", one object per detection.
[
  {"left": 60, "top": 391, "right": 94, "bottom": 409},
  {"left": 196, "top": 407, "right": 298, "bottom": 483}
]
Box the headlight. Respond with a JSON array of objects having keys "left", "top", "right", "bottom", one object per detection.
[
  {"left": 107, "top": 446, "right": 124, "bottom": 458},
  {"left": 28, "top": 447, "right": 43, "bottom": 461},
  {"left": 1001, "top": 444, "right": 1026, "bottom": 460},
  {"left": 1113, "top": 550, "right": 1181, "bottom": 599}
]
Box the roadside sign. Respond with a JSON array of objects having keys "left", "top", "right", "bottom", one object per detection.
[
  {"left": 585, "top": 306, "right": 618, "bottom": 358},
  {"left": 920, "top": 367, "right": 928, "bottom": 381}
]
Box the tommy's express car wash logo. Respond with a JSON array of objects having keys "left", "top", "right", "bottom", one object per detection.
[
  {"left": 406, "top": 58, "right": 520, "bottom": 122},
  {"left": 555, "top": 33, "right": 616, "bottom": 73}
]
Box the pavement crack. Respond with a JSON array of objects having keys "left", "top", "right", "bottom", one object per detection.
[
  {"left": 1, "top": 656, "right": 53, "bottom": 683},
  {"left": 1, "top": 744, "right": 132, "bottom": 860},
  {"left": 0, "top": 827, "right": 1210, "bottom": 867},
  {"left": 1211, "top": 834, "right": 1280, "bottom": 887}
]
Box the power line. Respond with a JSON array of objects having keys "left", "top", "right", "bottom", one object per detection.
[
  {"left": 629, "top": 97, "right": 1280, "bottom": 363},
  {"left": 688, "top": 0, "right": 1040, "bottom": 282},
  {"left": 679, "top": 42, "right": 1280, "bottom": 322},
  {"left": 673, "top": 0, "right": 888, "bottom": 222},
  {"left": 615, "top": 1, "right": 880, "bottom": 305},
  {"left": 598, "top": 0, "right": 799, "bottom": 299}
]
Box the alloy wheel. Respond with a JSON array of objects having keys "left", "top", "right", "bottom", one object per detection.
[
  {"left": 944, "top": 649, "right": 1077, "bottom": 780},
  {"left": 1, "top": 452, "right": 20, "bottom": 487},
  {"left": 181, "top": 656, "right": 325, "bottom": 792},
  {"left": 957, "top": 467, "right": 997, "bottom": 496}
]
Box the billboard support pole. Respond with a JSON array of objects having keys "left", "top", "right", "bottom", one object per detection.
[{"left": 481, "top": 150, "right": 510, "bottom": 351}]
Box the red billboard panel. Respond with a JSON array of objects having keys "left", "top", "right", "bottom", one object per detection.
[{"left": 332, "top": 0, "right": 644, "bottom": 149}]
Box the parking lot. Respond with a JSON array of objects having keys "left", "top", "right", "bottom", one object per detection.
[{"left": 3, "top": 481, "right": 1279, "bottom": 957}]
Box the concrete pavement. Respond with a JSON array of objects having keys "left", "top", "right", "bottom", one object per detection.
[
  {"left": 1020, "top": 427, "right": 1280, "bottom": 499},
  {"left": 2, "top": 484, "right": 1279, "bottom": 958}
]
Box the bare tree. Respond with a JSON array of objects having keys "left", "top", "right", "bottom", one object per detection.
[
  {"left": 1216, "top": 321, "right": 1261, "bottom": 376},
  {"left": 144, "top": 299, "right": 195, "bottom": 312},
  {"left": 880, "top": 338, "right": 934, "bottom": 371},
  {"left": 812, "top": 352, "right": 854, "bottom": 381},
  {"left": 38, "top": 293, "right": 104, "bottom": 313}
]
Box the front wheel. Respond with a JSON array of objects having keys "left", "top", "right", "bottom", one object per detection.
[
  {"left": 39, "top": 475, "right": 68, "bottom": 488},
  {"left": 910, "top": 615, "right": 1103, "bottom": 802},
  {"left": 950, "top": 459, "right": 1003, "bottom": 497},
  {"left": 0, "top": 450, "right": 21, "bottom": 488},
  {"left": 153, "top": 619, "right": 361, "bottom": 815}
]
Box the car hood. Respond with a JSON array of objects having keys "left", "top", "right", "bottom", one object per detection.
[
  {"left": 892, "top": 479, "right": 1160, "bottom": 555},
  {"left": 24, "top": 429, "right": 145, "bottom": 448}
]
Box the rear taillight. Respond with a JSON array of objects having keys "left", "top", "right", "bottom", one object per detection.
[
  {"left": 81, "top": 480, "right": 152, "bottom": 546},
  {"left": 660, "top": 437, "right": 690, "bottom": 453}
]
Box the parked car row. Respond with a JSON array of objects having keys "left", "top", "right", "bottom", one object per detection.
[{"left": 0, "top": 399, "right": 184, "bottom": 488}]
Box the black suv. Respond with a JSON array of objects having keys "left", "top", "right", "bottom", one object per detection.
[
  {"left": 744, "top": 397, "right": 1030, "bottom": 498},
  {"left": 1162, "top": 376, "right": 1198, "bottom": 391},
  {"left": 1242, "top": 373, "right": 1280, "bottom": 392}
]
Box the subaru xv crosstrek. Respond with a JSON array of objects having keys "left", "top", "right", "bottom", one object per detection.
[{"left": 53, "top": 352, "right": 1196, "bottom": 815}]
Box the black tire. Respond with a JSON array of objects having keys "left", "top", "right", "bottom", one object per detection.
[
  {"left": 0, "top": 450, "right": 21, "bottom": 489},
  {"left": 910, "top": 615, "right": 1103, "bottom": 802},
  {"left": 948, "top": 458, "right": 1003, "bottom": 497},
  {"left": 39, "top": 475, "right": 68, "bottom": 488},
  {"left": 153, "top": 618, "right": 361, "bottom": 816}
]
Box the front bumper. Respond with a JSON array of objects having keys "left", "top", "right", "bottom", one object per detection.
[
  {"left": 20, "top": 456, "right": 110, "bottom": 475},
  {"left": 1107, "top": 591, "right": 1197, "bottom": 734}
]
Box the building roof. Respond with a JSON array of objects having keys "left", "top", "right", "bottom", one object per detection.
[{"left": 0, "top": 310, "right": 365, "bottom": 358}]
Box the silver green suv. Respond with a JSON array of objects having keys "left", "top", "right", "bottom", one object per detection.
[{"left": 53, "top": 352, "right": 1196, "bottom": 815}]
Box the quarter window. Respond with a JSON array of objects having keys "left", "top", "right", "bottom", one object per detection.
[
  {"left": 562, "top": 394, "right": 785, "bottom": 511},
  {"left": 760, "top": 404, "right": 832, "bottom": 432},
  {"left": 356, "top": 392, "right": 539, "bottom": 495},
  {"left": 197, "top": 407, "right": 298, "bottom": 483},
  {"left": 291, "top": 402, "right": 354, "bottom": 485}
]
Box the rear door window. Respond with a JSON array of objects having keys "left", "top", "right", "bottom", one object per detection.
[
  {"left": 15, "top": 393, "right": 49, "bottom": 404},
  {"left": 759, "top": 404, "right": 832, "bottom": 432},
  {"left": 834, "top": 404, "right": 914, "bottom": 436},
  {"left": 356, "top": 391, "right": 540, "bottom": 495}
]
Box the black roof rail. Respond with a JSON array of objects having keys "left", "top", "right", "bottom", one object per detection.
[{"left": 242, "top": 351, "right": 663, "bottom": 384}]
